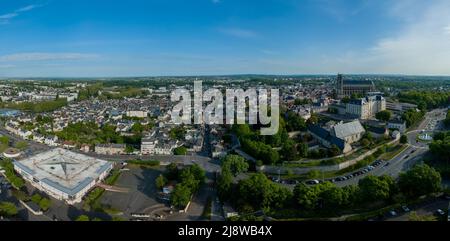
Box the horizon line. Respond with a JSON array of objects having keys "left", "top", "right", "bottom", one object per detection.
[{"left": 2, "top": 73, "right": 450, "bottom": 79}]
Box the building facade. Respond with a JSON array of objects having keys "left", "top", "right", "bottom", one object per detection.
[
  {"left": 95, "top": 144, "right": 126, "bottom": 155},
  {"left": 346, "top": 95, "right": 386, "bottom": 119},
  {"left": 308, "top": 120, "right": 365, "bottom": 154}
]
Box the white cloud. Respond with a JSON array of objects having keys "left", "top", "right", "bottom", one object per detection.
[
  {"left": 0, "top": 53, "right": 99, "bottom": 62},
  {"left": 0, "top": 4, "right": 42, "bottom": 24},
  {"left": 0, "top": 13, "right": 18, "bottom": 19},
  {"left": 298, "top": 0, "right": 450, "bottom": 75},
  {"left": 360, "top": 0, "right": 450, "bottom": 75},
  {"left": 17, "top": 5, "right": 39, "bottom": 12},
  {"left": 218, "top": 27, "right": 257, "bottom": 38}
]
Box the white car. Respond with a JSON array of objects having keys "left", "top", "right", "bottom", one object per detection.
[{"left": 436, "top": 209, "right": 446, "bottom": 216}]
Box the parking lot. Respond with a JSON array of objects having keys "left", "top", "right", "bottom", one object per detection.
[
  {"left": 99, "top": 165, "right": 165, "bottom": 219},
  {"left": 385, "top": 197, "right": 449, "bottom": 221}
]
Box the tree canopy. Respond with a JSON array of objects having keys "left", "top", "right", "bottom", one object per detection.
[
  {"left": 398, "top": 164, "right": 441, "bottom": 197},
  {"left": 376, "top": 110, "right": 392, "bottom": 122}
]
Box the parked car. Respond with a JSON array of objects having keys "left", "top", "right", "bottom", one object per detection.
[
  {"left": 383, "top": 162, "right": 390, "bottom": 167},
  {"left": 436, "top": 209, "right": 446, "bottom": 216},
  {"left": 306, "top": 180, "right": 319, "bottom": 185},
  {"left": 401, "top": 205, "right": 410, "bottom": 212},
  {"left": 389, "top": 210, "right": 397, "bottom": 216},
  {"left": 334, "top": 177, "right": 347, "bottom": 182}
]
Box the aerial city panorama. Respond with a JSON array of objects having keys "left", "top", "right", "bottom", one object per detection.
[{"left": 0, "top": 0, "right": 449, "bottom": 231}]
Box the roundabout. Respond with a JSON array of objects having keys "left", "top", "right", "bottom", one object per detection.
[{"left": 417, "top": 132, "right": 433, "bottom": 142}]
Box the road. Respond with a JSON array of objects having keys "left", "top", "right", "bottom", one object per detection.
[
  {"left": 335, "top": 145, "right": 425, "bottom": 187},
  {"left": 335, "top": 108, "right": 447, "bottom": 187}
]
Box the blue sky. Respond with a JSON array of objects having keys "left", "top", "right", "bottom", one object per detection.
[{"left": 1, "top": 0, "right": 450, "bottom": 77}]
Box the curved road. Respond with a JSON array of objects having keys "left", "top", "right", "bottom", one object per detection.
[{"left": 335, "top": 108, "right": 447, "bottom": 187}]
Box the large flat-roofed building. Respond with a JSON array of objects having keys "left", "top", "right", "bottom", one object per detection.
[
  {"left": 386, "top": 101, "right": 418, "bottom": 113},
  {"left": 13, "top": 148, "right": 113, "bottom": 204},
  {"left": 346, "top": 95, "right": 386, "bottom": 119},
  {"left": 336, "top": 74, "right": 376, "bottom": 99}
]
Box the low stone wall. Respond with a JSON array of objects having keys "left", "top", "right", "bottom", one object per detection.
[
  {"left": 19, "top": 200, "right": 43, "bottom": 216},
  {"left": 258, "top": 137, "right": 400, "bottom": 175}
]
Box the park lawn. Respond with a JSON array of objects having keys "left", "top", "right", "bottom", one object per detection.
[{"left": 380, "top": 144, "right": 408, "bottom": 161}]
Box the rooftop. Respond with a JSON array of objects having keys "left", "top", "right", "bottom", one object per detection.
[
  {"left": 14, "top": 148, "right": 112, "bottom": 196},
  {"left": 332, "top": 120, "right": 365, "bottom": 139}
]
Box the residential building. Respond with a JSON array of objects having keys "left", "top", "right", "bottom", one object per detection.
[
  {"left": 95, "top": 144, "right": 126, "bottom": 155},
  {"left": 126, "top": 110, "right": 148, "bottom": 118},
  {"left": 141, "top": 137, "right": 157, "bottom": 155},
  {"left": 387, "top": 119, "right": 407, "bottom": 133}
]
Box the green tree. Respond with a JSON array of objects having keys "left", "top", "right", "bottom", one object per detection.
[
  {"left": 39, "top": 198, "right": 51, "bottom": 211},
  {"left": 131, "top": 122, "right": 144, "bottom": 134},
  {"left": 236, "top": 173, "right": 291, "bottom": 212},
  {"left": 232, "top": 124, "right": 253, "bottom": 138},
  {"left": 293, "top": 182, "right": 337, "bottom": 210},
  {"left": 398, "top": 164, "right": 442, "bottom": 197},
  {"left": 285, "top": 111, "right": 306, "bottom": 132},
  {"left": 298, "top": 142, "right": 309, "bottom": 158},
  {"left": 155, "top": 174, "right": 167, "bottom": 190},
  {"left": 169, "top": 126, "right": 186, "bottom": 140},
  {"left": 222, "top": 155, "right": 249, "bottom": 177},
  {"left": 281, "top": 139, "right": 298, "bottom": 161},
  {"left": 306, "top": 114, "right": 319, "bottom": 125},
  {"left": 328, "top": 145, "right": 341, "bottom": 157},
  {"left": 171, "top": 184, "right": 192, "bottom": 209},
  {"left": 0, "top": 202, "right": 18, "bottom": 217},
  {"left": 187, "top": 164, "right": 206, "bottom": 185},
  {"left": 400, "top": 135, "right": 408, "bottom": 144},
  {"left": 361, "top": 138, "right": 371, "bottom": 147},
  {"left": 217, "top": 169, "right": 233, "bottom": 201},
  {"left": 0, "top": 136, "right": 9, "bottom": 145},
  {"left": 358, "top": 175, "right": 394, "bottom": 202},
  {"left": 15, "top": 141, "right": 28, "bottom": 151},
  {"left": 125, "top": 145, "right": 134, "bottom": 154},
  {"left": 402, "top": 109, "right": 425, "bottom": 128},
  {"left": 320, "top": 186, "right": 345, "bottom": 209},
  {"left": 165, "top": 163, "right": 179, "bottom": 180},
  {"left": 173, "top": 146, "right": 187, "bottom": 155},
  {"left": 31, "top": 193, "right": 42, "bottom": 204},
  {"left": 376, "top": 110, "right": 392, "bottom": 122}
]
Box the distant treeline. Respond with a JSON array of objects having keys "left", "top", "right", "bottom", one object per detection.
[
  {"left": 398, "top": 91, "right": 450, "bottom": 110},
  {"left": 0, "top": 98, "right": 67, "bottom": 113}
]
